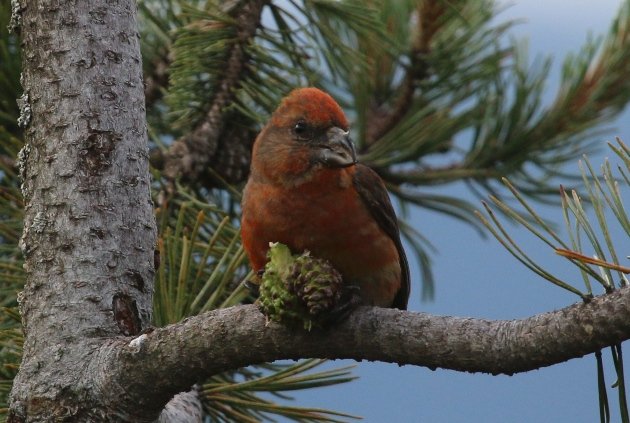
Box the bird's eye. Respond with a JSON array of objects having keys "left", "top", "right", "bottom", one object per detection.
[{"left": 293, "top": 121, "right": 310, "bottom": 138}]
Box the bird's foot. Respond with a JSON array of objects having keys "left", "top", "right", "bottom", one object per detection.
[
  {"left": 245, "top": 269, "right": 264, "bottom": 297},
  {"left": 319, "top": 285, "right": 361, "bottom": 328}
]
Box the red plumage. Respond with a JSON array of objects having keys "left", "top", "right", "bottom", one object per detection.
[
  {"left": 241, "top": 88, "right": 409, "bottom": 309},
  {"left": 271, "top": 87, "right": 349, "bottom": 130}
]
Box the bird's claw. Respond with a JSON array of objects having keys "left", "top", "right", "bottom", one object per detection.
[
  {"left": 319, "top": 285, "right": 362, "bottom": 328},
  {"left": 245, "top": 279, "right": 261, "bottom": 297}
]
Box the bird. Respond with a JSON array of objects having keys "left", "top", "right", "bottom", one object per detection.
[{"left": 241, "top": 87, "right": 409, "bottom": 310}]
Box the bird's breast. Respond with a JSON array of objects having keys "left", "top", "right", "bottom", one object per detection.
[{"left": 241, "top": 167, "right": 401, "bottom": 306}]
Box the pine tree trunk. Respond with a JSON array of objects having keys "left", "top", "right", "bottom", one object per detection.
[{"left": 9, "top": 0, "right": 157, "bottom": 420}]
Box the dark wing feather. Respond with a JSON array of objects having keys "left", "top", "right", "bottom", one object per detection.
[{"left": 353, "top": 164, "right": 410, "bottom": 310}]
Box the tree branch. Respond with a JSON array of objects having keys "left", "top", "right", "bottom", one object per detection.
[
  {"left": 364, "top": 0, "right": 445, "bottom": 146},
  {"left": 156, "top": 388, "right": 203, "bottom": 423},
  {"left": 161, "top": 0, "right": 265, "bottom": 185},
  {"left": 104, "top": 285, "right": 630, "bottom": 420}
]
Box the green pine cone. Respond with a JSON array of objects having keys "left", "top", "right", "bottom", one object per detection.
[
  {"left": 257, "top": 243, "right": 301, "bottom": 324},
  {"left": 257, "top": 243, "right": 343, "bottom": 330},
  {"left": 288, "top": 254, "right": 343, "bottom": 316}
]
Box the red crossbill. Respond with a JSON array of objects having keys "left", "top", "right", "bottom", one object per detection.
[{"left": 241, "top": 87, "right": 409, "bottom": 310}]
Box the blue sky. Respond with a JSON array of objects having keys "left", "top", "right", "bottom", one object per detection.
[{"left": 284, "top": 1, "right": 630, "bottom": 422}]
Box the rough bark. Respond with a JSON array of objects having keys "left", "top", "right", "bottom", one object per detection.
[
  {"left": 9, "top": 0, "right": 156, "bottom": 420},
  {"left": 98, "top": 286, "right": 630, "bottom": 419},
  {"left": 156, "top": 388, "right": 203, "bottom": 423}
]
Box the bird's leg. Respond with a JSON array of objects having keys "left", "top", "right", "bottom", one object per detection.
[
  {"left": 320, "top": 285, "right": 362, "bottom": 327},
  {"left": 245, "top": 269, "right": 264, "bottom": 297}
]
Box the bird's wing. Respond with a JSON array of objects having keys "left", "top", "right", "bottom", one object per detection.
[{"left": 353, "top": 164, "right": 410, "bottom": 310}]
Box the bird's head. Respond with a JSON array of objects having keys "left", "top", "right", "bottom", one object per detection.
[{"left": 250, "top": 88, "right": 357, "bottom": 185}]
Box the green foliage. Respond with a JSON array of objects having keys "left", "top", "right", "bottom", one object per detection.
[
  {"left": 477, "top": 139, "right": 629, "bottom": 297},
  {"left": 154, "top": 192, "right": 250, "bottom": 325},
  {"left": 164, "top": 3, "right": 250, "bottom": 130},
  {"left": 0, "top": 0, "right": 24, "bottom": 254},
  {"left": 201, "top": 360, "right": 359, "bottom": 422},
  {"left": 0, "top": 308, "right": 21, "bottom": 415},
  {"left": 159, "top": 0, "right": 390, "bottom": 141},
  {"left": 0, "top": 0, "right": 21, "bottom": 142},
  {"left": 478, "top": 139, "right": 630, "bottom": 422},
  {"left": 0, "top": 134, "right": 23, "bottom": 307}
]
